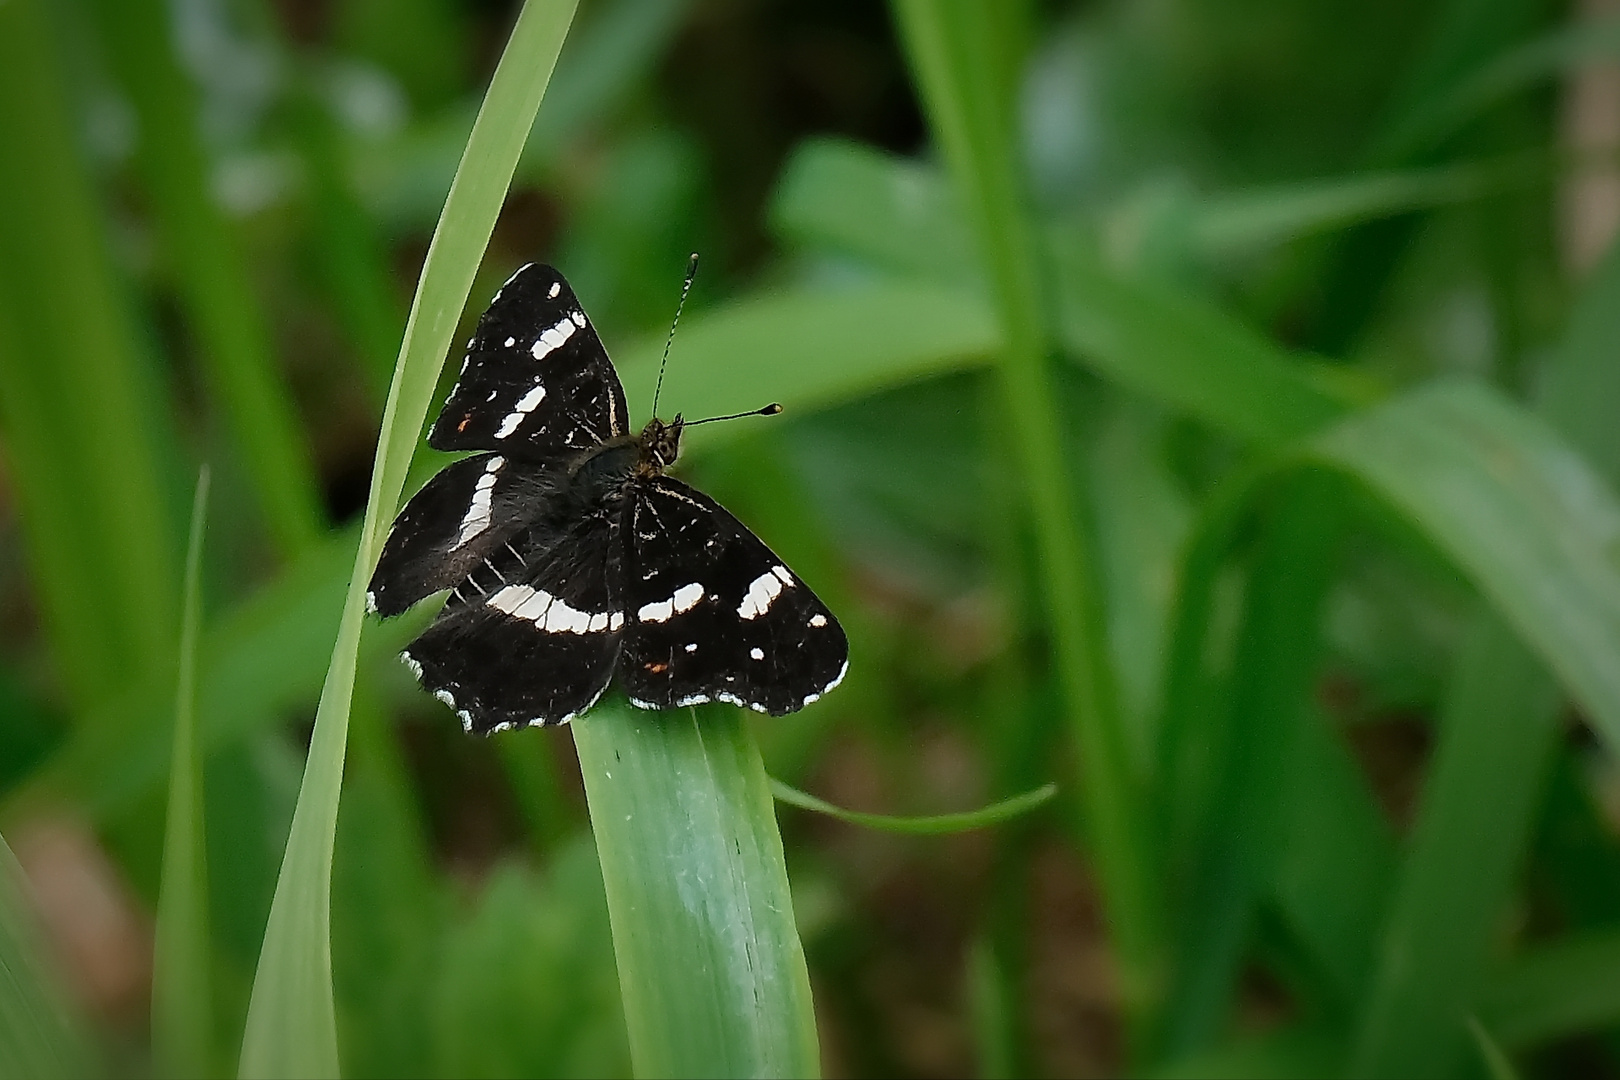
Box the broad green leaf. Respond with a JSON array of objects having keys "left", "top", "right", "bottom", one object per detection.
[
  {"left": 615, "top": 281, "right": 997, "bottom": 428},
  {"left": 239, "top": 5, "right": 579, "bottom": 1076},
  {"left": 770, "top": 779, "right": 1057, "bottom": 834},
  {"left": 573, "top": 703, "right": 819, "bottom": 1078},
  {"left": 1312, "top": 380, "right": 1620, "bottom": 756},
  {"left": 768, "top": 137, "right": 1355, "bottom": 448},
  {"left": 153, "top": 469, "right": 213, "bottom": 1079}
]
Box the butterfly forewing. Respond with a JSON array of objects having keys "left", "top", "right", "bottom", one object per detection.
[
  {"left": 430, "top": 263, "right": 628, "bottom": 462},
  {"left": 618, "top": 477, "right": 848, "bottom": 715},
  {"left": 401, "top": 498, "right": 628, "bottom": 732}
]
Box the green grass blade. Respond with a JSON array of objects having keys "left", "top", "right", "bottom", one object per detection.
[
  {"left": 239, "top": 4, "right": 578, "bottom": 1076},
  {"left": 90, "top": 0, "right": 325, "bottom": 558},
  {"left": 1267, "top": 709, "right": 1396, "bottom": 1006},
  {"left": 892, "top": 0, "right": 1160, "bottom": 1023},
  {"left": 770, "top": 780, "right": 1057, "bottom": 834},
  {"left": 1376, "top": 16, "right": 1620, "bottom": 160},
  {"left": 0, "top": 0, "right": 181, "bottom": 712},
  {"left": 573, "top": 703, "right": 819, "bottom": 1078},
  {"left": 1347, "top": 619, "right": 1558, "bottom": 1078},
  {"left": 1312, "top": 380, "right": 1620, "bottom": 756},
  {"left": 1465, "top": 1017, "right": 1520, "bottom": 1080},
  {"left": 1477, "top": 928, "right": 1620, "bottom": 1047},
  {"left": 1158, "top": 473, "right": 1347, "bottom": 1057},
  {"left": 0, "top": 837, "right": 93, "bottom": 1078},
  {"left": 154, "top": 468, "right": 214, "bottom": 1079}
]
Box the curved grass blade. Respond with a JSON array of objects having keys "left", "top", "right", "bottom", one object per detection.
[
  {"left": 0, "top": 836, "right": 92, "bottom": 1079},
  {"left": 154, "top": 467, "right": 213, "bottom": 1079},
  {"left": 1312, "top": 379, "right": 1620, "bottom": 757},
  {"left": 573, "top": 703, "right": 819, "bottom": 1078},
  {"left": 769, "top": 780, "right": 1056, "bottom": 835},
  {"left": 238, "top": 4, "right": 579, "bottom": 1076}
]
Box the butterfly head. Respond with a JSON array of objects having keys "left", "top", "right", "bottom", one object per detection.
[{"left": 639, "top": 414, "right": 684, "bottom": 473}]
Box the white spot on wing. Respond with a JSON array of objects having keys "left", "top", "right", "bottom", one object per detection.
[
  {"left": 455, "top": 456, "right": 505, "bottom": 547},
  {"left": 504, "top": 336, "right": 515, "bottom": 347},
  {"left": 750, "top": 647, "right": 765, "bottom": 660},
  {"left": 809, "top": 613, "right": 828, "bottom": 628},
  {"left": 737, "top": 565, "right": 792, "bottom": 619},
  {"left": 685, "top": 642, "right": 697, "bottom": 652},
  {"left": 548, "top": 281, "right": 561, "bottom": 298},
  {"left": 434, "top": 688, "right": 456, "bottom": 708}
]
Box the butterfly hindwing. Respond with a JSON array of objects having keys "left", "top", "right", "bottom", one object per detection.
[
  {"left": 617, "top": 477, "right": 848, "bottom": 715},
  {"left": 430, "top": 263, "right": 628, "bottom": 463},
  {"left": 400, "top": 497, "right": 628, "bottom": 732},
  {"left": 368, "top": 451, "right": 530, "bottom": 617}
]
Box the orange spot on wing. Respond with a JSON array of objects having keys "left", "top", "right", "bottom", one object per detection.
[
  {"left": 457, "top": 414, "right": 472, "bottom": 432},
  {"left": 645, "top": 662, "right": 668, "bottom": 674}
]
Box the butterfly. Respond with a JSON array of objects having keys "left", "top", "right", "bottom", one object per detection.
[{"left": 366, "top": 263, "right": 849, "bottom": 733}]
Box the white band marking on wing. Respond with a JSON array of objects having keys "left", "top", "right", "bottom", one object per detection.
[
  {"left": 737, "top": 565, "right": 793, "bottom": 619},
  {"left": 530, "top": 313, "right": 580, "bottom": 360},
  {"left": 454, "top": 456, "right": 505, "bottom": 547},
  {"left": 493, "top": 382, "right": 546, "bottom": 439},
  {"left": 636, "top": 581, "right": 705, "bottom": 623}
]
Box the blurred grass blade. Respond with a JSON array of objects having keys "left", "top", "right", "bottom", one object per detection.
[
  {"left": 1477, "top": 928, "right": 1620, "bottom": 1047},
  {"left": 154, "top": 468, "right": 213, "bottom": 1079},
  {"left": 616, "top": 281, "right": 997, "bottom": 424},
  {"left": 1377, "top": 16, "right": 1620, "bottom": 160},
  {"left": 0, "top": 0, "right": 181, "bottom": 713},
  {"left": 893, "top": 0, "right": 1160, "bottom": 1025},
  {"left": 1267, "top": 708, "right": 1396, "bottom": 1006},
  {"left": 1465, "top": 1017, "right": 1520, "bottom": 1080},
  {"left": 0, "top": 836, "right": 93, "bottom": 1078},
  {"left": 90, "top": 0, "right": 325, "bottom": 558},
  {"left": 771, "top": 136, "right": 977, "bottom": 283},
  {"left": 770, "top": 780, "right": 1057, "bottom": 834},
  {"left": 1188, "top": 160, "right": 1519, "bottom": 257},
  {"left": 239, "top": 4, "right": 579, "bottom": 1076},
  {"left": 1312, "top": 380, "right": 1620, "bottom": 755},
  {"left": 1347, "top": 618, "right": 1558, "bottom": 1078},
  {"left": 1159, "top": 473, "right": 1346, "bottom": 1057},
  {"left": 768, "top": 138, "right": 1356, "bottom": 447},
  {"left": 573, "top": 703, "right": 819, "bottom": 1078}
]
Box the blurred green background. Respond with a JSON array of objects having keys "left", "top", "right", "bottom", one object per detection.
[{"left": 5, "top": 0, "right": 1620, "bottom": 1076}]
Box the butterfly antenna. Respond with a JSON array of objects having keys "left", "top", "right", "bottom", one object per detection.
[
  {"left": 652, "top": 252, "right": 699, "bottom": 421},
  {"left": 684, "top": 403, "right": 783, "bottom": 427}
]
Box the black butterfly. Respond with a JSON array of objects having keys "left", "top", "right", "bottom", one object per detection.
[{"left": 367, "top": 263, "right": 848, "bottom": 733}]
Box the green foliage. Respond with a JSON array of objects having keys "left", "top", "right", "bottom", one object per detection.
[{"left": 5, "top": 0, "right": 1620, "bottom": 1077}]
